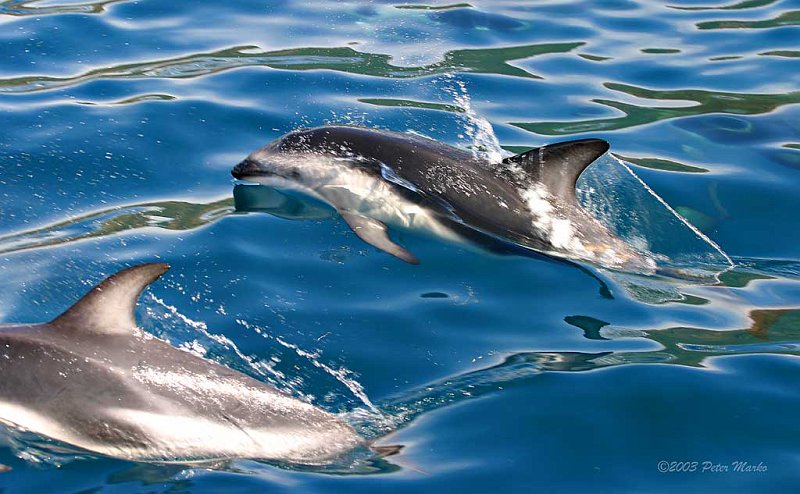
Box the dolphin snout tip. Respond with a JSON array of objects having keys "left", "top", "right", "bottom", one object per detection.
[{"left": 232, "top": 158, "right": 260, "bottom": 179}]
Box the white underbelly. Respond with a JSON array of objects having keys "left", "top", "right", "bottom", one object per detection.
[
  {"left": 249, "top": 172, "right": 463, "bottom": 244},
  {"left": 349, "top": 186, "right": 461, "bottom": 242},
  {"left": 0, "top": 400, "right": 358, "bottom": 464},
  {"left": 104, "top": 408, "right": 358, "bottom": 463}
]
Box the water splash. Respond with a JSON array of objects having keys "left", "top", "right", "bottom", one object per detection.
[
  {"left": 146, "top": 294, "right": 386, "bottom": 421},
  {"left": 144, "top": 294, "right": 287, "bottom": 385},
  {"left": 234, "top": 319, "right": 383, "bottom": 418},
  {"left": 440, "top": 74, "right": 505, "bottom": 163},
  {"left": 438, "top": 76, "right": 727, "bottom": 279},
  {"left": 577, "top": 156, "right": 735, "bottom": 281},
  {"left": 616, "top": 157, "right": 734, "bottom": 270}
]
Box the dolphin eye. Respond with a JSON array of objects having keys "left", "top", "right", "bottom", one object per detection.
[{"left": 290, "top": 170, "right": 302, "bottom": 179}]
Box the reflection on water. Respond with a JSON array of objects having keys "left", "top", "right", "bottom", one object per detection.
[
  {"left": 376, "top": 307, "right": 800, "bottom": 436},
  {"left": 76, "top": 93, "right": 177, "bottom": 106},
  {"left": 394, "top": 3, "right": 473, "bottom": 11},
  {"left": 611, "top": 154, "right": 708, "bottom": 174},
  {"left": 697, "top": 10, "right": 800, "bottom": 29},
  {"left": 105, "top": 463, "right": 194, "bottom": 492},
  {"left": 0, "top": 42, "right": 584, "bottom": 95},
  {"left": 0, "top": 198, "right": 232, "bottom": 255},
  {"left": 567, "top": 308, "right": 800, "bottom": 367},
  {"left": 233, "top": 184, "right": 335, "bottom": 220},
  {"left": 761, "top": 50, "right": 800, "bottom": 58},
  {"left": 0, "top": 186, "right": 341, "bottom": 256},
  {"left": 0, "top": 0, "right": 131, "bottom": 16},
  {"left": 358, "top": 97, "right": 467, "bottom": 114},
  {"left": 669, "top": 0, "right": 782, "bottom": 11},
  {"left": 514, "top": 83, "right": 800, "bottom": 135}
]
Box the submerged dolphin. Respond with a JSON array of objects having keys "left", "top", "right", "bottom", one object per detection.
[
  {"left": 0, "top": 264, "right": 396, "bottom": 464},
  {"left": 232, "top": 126, "right": 655, "bottom": 272}
]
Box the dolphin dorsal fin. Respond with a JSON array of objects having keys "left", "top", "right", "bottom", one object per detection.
[
  {"left": 51, "top": 263, "right": 170, "bottom": 335},
  {"left": 500, "top": 139, "right": 609, "bottom": 203}
]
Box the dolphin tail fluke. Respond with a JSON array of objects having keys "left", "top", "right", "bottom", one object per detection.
[
  {"left": 51, "top": 263, "right": 170, "bottom": 334},
  {"left": 501, "top": 139, "right": 609, "bottom": 203},
  {"left": 339, "top": 211, "right": 420, "bottom": 265}
]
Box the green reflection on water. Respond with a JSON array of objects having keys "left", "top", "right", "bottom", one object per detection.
[
  {"left": 512, "top": 82, "right": 800, "bottom": 136},
  {"left": 641, "top": 48, "right": 681, "bottom": 54},
  {"left": 577, "top": 53, "right": 613, "bottom": 62},
  {"left": 760, "top": 50, "right": 800, "bottom": 57},
  {"left": 384, "top": 308, "right": 800, "bottom": 430},
  {"left": 566, "top": 308, "right": 800, "bottom": 368},
  {"left": 709, "top": 55, "right": 743, "bottom": 60},
  {"left": 613, "top": 154, "right": 708, "bottom": 173},
  {"left": 669, "top": 0, "right": 781, "bottom": 11},
  {"left": 394, "top": 3, "right": 472, "bottom": 10},
  {"left": 0, "top": 0, "right": 130, "bottom": 16},
  {"left": 77, "top": 94, "right": 177, "bottom": 106},
  {"left": 0, "top": 198, "right": 233, "bottom": 255},
  {"left": 717, "top": 268, "right": 773, "bottom": 288},
  {"left": 697, "top": 10, "right": 800, "bottom": 29},
  {"left": 0, "top": 42, "right": 584, "bottom": 94},
  {"left": 358, "top": 97, "right": 465, "bottom": 113}
]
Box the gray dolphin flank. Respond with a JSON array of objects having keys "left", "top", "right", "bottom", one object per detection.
[
  {"left": 232, "top": 126, "right": 655, "bottom": 272},
  {"left": 0, "top": 264, "right": 391, "bottom": 464}
]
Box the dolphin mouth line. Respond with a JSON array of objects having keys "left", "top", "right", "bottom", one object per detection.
[{"left": 231, "top": 159, "right": 273, "bottom": 180}]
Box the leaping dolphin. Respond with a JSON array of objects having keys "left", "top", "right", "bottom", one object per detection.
[
  {"left": 0, "top": 264, "right": 397, "bottom": 464},
  {"left": 232, "top": 126, "right": 655, "bottom": 272}
]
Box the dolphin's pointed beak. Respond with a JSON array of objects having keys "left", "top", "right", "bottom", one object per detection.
[{"left": 232, "top": 158, "right": 263, "bottom": 179}]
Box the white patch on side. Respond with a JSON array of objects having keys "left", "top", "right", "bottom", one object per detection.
[
  {"left": 520, "top": 184, "right": 657, "bottom": 272},
  {"left": 105, "top": 408, "right": 341, "bottom": 462},
  {"left": 521, "top": 185, "right": 591, "bottom": 255}
]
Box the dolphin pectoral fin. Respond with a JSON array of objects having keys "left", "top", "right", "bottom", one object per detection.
[
  {"left": 500, "top": 139, "right": 609, "bottom": 203},
  {"left": 339, "top": 212, "right": 419, "bottom": 265},
  {"left": 51, "top": 263, "right": 170, "bottom": 335}
]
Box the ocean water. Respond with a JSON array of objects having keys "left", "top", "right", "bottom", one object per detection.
[{"left": 1, "top": 0, "right": 800, "bottom": 492}]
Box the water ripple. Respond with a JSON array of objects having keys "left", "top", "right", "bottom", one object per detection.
[
  {"left": 0, "top": 42, "right": 584, "bottom": 95},
  {"left": 697, "top": 9, "right": 800, "bottom": 29},
  {"left": 668, "top": 0, "right": 781, "bottom": 11},
  {"left": 513, "top": 82, "right": 800, "bottom": 135},
  {"left": 394, "top": 3, "right": 473, "bottom": 10},
  {"left": 0, "top": 0, "right": 131, "bottom": 16},
  {"left": 0, "top": 197, "right": 232, "bottom": 255},
  {"left": 377, "top": 307, "right": 800, "bottom": 436}
]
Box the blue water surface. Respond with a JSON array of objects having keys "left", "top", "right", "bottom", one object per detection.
[{"left": 1, "top": 0, "right": 800, "bottom": 492}]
